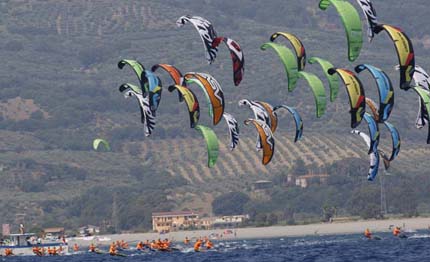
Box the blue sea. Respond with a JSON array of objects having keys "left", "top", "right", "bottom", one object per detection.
[{"left": 3, "top": 232, "right": 430, "bottom": 262}]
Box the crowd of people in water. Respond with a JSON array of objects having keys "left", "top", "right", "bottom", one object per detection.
[
  {"left": 0, "top": 236, "right": 215, "bottom": 257},
  {"left": 32, "top": 246, "right": 65, "bottom": 256},
  {"left": 0, "top": 225, "right": 418, "bottom": 256},
  {"left": 75, "top": 237, "right": 215, "bottom": 256}
]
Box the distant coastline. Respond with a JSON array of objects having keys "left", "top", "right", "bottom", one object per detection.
[{"left": 68, "top": 217, "right": 430, "bottom": 246}]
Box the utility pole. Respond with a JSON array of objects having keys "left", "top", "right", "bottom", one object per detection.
[
  {"left": 112, "top": 193, "right": 120, "bottom": 233},
  {"left": 380, "top": 172, "right": 387, "bottom": 216}
]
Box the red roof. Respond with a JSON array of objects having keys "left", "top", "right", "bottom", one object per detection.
[{"left": 152, "top": 211, "right": 198, "bottom": 217}]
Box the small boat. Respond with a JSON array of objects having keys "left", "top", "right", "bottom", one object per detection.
[{"left": 0, "top": 233, "right": 68, "bottom": 256}]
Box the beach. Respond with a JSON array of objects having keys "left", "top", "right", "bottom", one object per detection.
[{"left": 68, "top": 217, "right": 430, "bottom": 246}]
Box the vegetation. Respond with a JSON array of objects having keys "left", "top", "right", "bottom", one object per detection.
[
  {"left": 0, "top": 0, "right": 429, "bottom": 232},
  {"left": 213, "top": 159, "right": 427, "bottom": 226}
]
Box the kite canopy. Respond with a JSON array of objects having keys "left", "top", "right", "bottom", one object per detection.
[
  {"left": 222, "top": 113, "right": 240, "bottom": 150},
  {"left": 350, "top": 130, "right": 379, "bottom": 181},
  {"left": 212, "top": 37, "right": 245, "bottom": 86},
  {"left": 270, "top": 32, "right": 306, "bottom": 71},
  {"left": 195, "top": 125, "right": 219, "bottom": 168},
  {"left": 119, "top": 83, "right": 155, "bottom": 136},
  {"left": 308, "top": 57, "right": 339, "bottom": 102},
  {"left": 93, "top": 138, "right": 110, "bottom": 151},
  {"left": 319, "top": 0, "right": 363, "bottom": 61},
  {"left": 260, "top": 42, "right": 299, "bottom": 92},
  {"left": 328, "top": 68, "right": 366, "bottom": 128},
  {"left": 374, "top": 24, "right": 415, "bottom": 90},
  {"left": 176, "top": 15, "right": 218, "bottom": 64},
  {"left": 168, "top": 85, "right": 200, "bottom": 128},
  {"left": 297, "top": 71, "right": 327, "bottom": 118},
  {"left": 413, "top": 86, "right": 430, "bottom": 144},
  {"left": 184, "top": 72, "right": 224, "bottom": 125},
  {"left": 356, "top": 0, "right": 379, "bottom": 42},
  {"left": 355, "top": 64, "right": 394, "bottom": 122},
  {"left": 244, "top": 119, "right": 275, "bottom": 165},
  {"left": 273, "top": 105, "right": 303, "bottom": 142}
]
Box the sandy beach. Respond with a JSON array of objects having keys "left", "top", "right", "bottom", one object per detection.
[{"left": 68, "top": 217, "right": 430, "bottom": 246}]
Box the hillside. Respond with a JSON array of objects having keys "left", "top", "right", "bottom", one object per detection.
[{"left": 0, "top": 0, "right": 430, "bottom": 232}]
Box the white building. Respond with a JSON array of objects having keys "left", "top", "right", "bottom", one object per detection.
[{"left": 212, "top": 215, "right": 249, "bottom": 228}]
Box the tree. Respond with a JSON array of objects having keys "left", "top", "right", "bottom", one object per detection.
[
  {"left": 30, "top": 110, "right": 44, "bottom": 120},
  {"left": 267, "top": 213, "right": 278, "bottom": 225},
  {"left": 322, "top": 205, "right": 337, "bottom": 222},
  {"left": 348, "top": 186, "right": 381, "bottom": 219},
  {"left": 291, "top": 159, "right": 307, "bottom": 176},
  {"left": 212, "top": 192, "right": 251, "bottom": 216}
]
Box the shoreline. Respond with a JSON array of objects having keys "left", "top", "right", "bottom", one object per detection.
[{"left": 68, "top": 217, "right": 430, "bottom": 246}]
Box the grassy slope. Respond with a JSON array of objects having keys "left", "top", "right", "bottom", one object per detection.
[{"left": 0, "top": 0, "right": 429, "bottom": 229}]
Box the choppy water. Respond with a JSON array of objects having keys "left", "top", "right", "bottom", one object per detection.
[{"left": 3, "top": 232, "right": 430, "bottom": 262}]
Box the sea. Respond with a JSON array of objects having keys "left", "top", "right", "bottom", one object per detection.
[{"left": 3, "top": 232, "right": 430, "bottom": 262}]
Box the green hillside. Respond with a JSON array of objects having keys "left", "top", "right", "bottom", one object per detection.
[{"left": 0, "top": 0, "right": 429, "bottom": 232}]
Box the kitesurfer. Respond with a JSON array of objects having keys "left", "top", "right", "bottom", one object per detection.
[
  {"left": 205, "top": 240, "right": 214, "bottom": 249},
  {"left": 364, "top": 228, "right": 372, "bottom": 239},
  {"left": 393, "top": 226, "right": 401, "bottom": 237},
  {"left": 156, "top": 239, "right": 163, "bottom": 248},
  {"left": 194, "top": 239, "right": 202, "bottom": 252},
  {"left": 136, "top": 241, "right": 144, "bottom": 250},
  {"left": 120, "top": 240, "right": 129, "bottom": 249},
  {"left": 150, "top": 240, "right": 158, "bottom": 249},
  {"left": 89, "top": 243, "right": 96, "bottom": 253},
  {"left": 184, "top": 236, "right": 190, "bottom": 245},
  {"left": 32, "top": 246, "right": 43, "bottom": 256},
  {"left": 109, "top": 242, "right": 117, "bottom": 256},
  {"left": 4, "top": 248, "right": 13, "bottom": 256},
  {"left": 160, "top": 238, "right": 170, "bottom": 250}
]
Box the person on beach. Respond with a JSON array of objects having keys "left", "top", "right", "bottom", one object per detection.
[
  {"left": 364, "top": 228, "right": 372, "bottom": 239},
  {"left": 194, "top": 239, "right": 202, "bottom": 252},
  {"left": 73, "top": 243, "right": 79, "bottom": 252}
]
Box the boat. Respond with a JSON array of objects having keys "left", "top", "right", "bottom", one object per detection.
[{"left": 0, "top": 233, "right": 68, "bottom": 256}]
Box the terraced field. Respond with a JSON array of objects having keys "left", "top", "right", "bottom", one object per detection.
[{"left": 128, "top": 131, "right": 430, "bottom": 184}]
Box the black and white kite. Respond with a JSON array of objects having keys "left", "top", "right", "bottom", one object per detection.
[
  {"left": 176, "top": 15, "right": 218, "bottom": 64},
  {"left": 222, "top": 112, "right": 240, "bottom": 150},
  {"left": 356, "top": 0, "right": 378, "bottom": 42}
]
